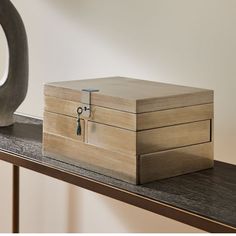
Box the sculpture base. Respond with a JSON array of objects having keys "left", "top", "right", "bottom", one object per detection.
[{"left": 0, "top": 114, "right": 14, "bottom": 127}]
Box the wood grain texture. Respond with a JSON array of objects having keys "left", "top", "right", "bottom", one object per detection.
[
  {"left": 44, "top": 110, "right": 211, "bottom": 156},
  {"left": 45, "top": 96, "right": 213, "bottom": 132},
  {"left": 87, "top": 121, "right": 136, "bottom": 155},
  {"left": 137, "top": 120, "right": 211, "bottom": 154},
  {"left": 44, "top": 84, "right": 136, "bottom": 113},
  {"left": 139, "top": 142, "right": 213, "bottom": 184},
  {"left": 0, "top": 115, "right": 235, "bottom": 232},
  {"left": 44, "top": 111, "right": 85, "bottom": 142},
  {"left": 136, "top": 91, "right": 213, "bottom": 113},
  {"left": 43, "top": 77, "right": 214, "bottom": 185},
  {"left": 44, "top": 77, "right": 213, "bottom": 113},
  {"left": 137, "top": 103, "right": 213, "bottom": 130},
  {"left": 44, "top": 96, "right": 136, "bottom": 130},
  {"left": 43, "top": 132, "right": 137, "bottom": 184}
]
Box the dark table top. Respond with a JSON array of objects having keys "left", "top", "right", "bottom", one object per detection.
[{"left": 0, "top": 115, "right": 235, "bottom": 232}]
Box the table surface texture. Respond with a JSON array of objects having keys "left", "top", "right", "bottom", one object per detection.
[{"left": 0, "top": 115, "right": 235, "bottom": 231}]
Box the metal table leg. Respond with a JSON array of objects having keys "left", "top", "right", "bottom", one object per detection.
[{"left": 13, "top": 165, "right": 19, "bottom": 233}]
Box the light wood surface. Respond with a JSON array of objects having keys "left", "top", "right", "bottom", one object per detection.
[
  {"left": 43, "top": 109, "right": 212, "bottom": 184},
  {"left": 136, "top": 91, "right": 213, "bottom": 113},
  {"left": 88, "top": 120, "right": 210, "bottom": 155},
  {"left": 44, "top": 111, "right": 85, "bottom": 142},
  {"left": 44, "top": 110, "right": 211, "bottom": 155},
  {"left": 137, "top": 103, "right": 213, "bottom": 130},
  {"left": 139, "top": 142, "right": 213, "bottom": 184},
  {"left": 137, "top": 120, "right": 211, "bottom": 154},
  {"left": 45, "top": 96, "right": 213, "bottom": 131},
  {"left": 44, "top": 96, "right": 136, "bottom": 131},
  {"left": 43, "top": 132, "right": 137, "bottom": 184},
  {"left": 45, "top": 77, "right": 213, "bottom": 113},
  {"left": 43, "top": 77, "right": 214, "bottom": 184},
  {"left": 87, "top": 121, "right": 136, "bottom": 155}
]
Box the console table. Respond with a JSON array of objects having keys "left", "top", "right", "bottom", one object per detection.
[{"left": 0, "top": 115, "right": 235, "bottom": 233}]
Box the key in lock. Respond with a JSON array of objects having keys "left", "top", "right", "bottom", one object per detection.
[{"left": 76, "top": 107, "right": 83, "bottom": 136}]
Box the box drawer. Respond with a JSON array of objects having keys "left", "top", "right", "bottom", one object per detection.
[
  {"left": 44, "top": 96, "right": 136, "bottom": 131},
  {"left": 88, "top": 120, "right": 211, "bottom": 155},
  {"left": 137, "top": 120, "right": 211, "bottom": 154},
  {"left": 45, "top": 96, "right": 213, "bottom": 131},
  {"left": 43, "top": 132, "right": 137, "bottom": 184},
  {"left": 44, "top": 111, "right": 211, "bottom": 156},
  {"left": 43, "top": 111, "right": 85, "bottom": 143},
  {"left": 139, "top": 142, "right": 213, "bottom": 184}
]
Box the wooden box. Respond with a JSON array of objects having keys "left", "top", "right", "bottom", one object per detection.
[{"left": 43, "top": 77, "right": 214, "bottom": 184}]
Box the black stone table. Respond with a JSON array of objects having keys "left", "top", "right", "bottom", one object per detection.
[{"left": 0, "top": 115, "right": 236, "bottom": 233}]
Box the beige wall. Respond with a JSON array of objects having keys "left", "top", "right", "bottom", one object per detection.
[{"left": 1, "top": 0, "right": 236, "bottom": 232}]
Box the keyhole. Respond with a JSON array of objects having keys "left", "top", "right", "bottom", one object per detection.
[{"left": 0, "top": 25, "right": 9, "bottom": 87}]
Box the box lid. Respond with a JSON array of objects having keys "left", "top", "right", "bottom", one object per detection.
[{"left": 44, "top": 77, "right": 213, "bottom": 113}]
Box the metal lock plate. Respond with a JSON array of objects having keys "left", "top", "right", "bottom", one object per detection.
[{"left": 81, "top": 88, "right": 99, "bottom": 118}]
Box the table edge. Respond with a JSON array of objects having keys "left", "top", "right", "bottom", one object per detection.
[{"left": 0, "top": 149, "right": 235, "bottom": 232}]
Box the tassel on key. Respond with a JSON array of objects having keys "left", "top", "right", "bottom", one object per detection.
[{"left": 77, "top": 117, "right": 81, "bottom": 136}]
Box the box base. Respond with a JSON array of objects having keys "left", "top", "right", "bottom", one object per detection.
[{"left": 43, "top": 133, "right": 213, "bottom": 185}]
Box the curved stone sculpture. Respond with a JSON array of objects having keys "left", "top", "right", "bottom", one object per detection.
[{"left": 0, "top": 0, "right": 28, "bottom": 126}]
